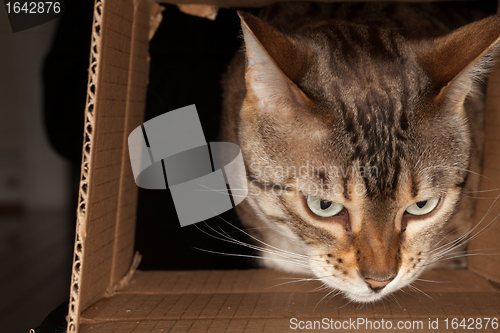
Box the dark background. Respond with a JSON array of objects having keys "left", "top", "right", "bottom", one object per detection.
[
  {"left": 4, "top": 1, "right": 261, "bottom": 332},
  {"left": 44, "top": 2, "right": 259, "bottom": 273},
  {"left": 135, "top": 5, "right": 258, "bottom": 271}
]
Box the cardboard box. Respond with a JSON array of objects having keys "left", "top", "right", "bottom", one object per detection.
[{"left": 67, "top": 0, "right": 500, "bottom": 332}]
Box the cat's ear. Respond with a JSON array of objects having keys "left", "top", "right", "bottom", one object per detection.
[
  {"left": 417, "top": 15, "right": 500, "bottom": 106},
  {"left": 238, "top": 11, "right": 311, "bottom": 113}
]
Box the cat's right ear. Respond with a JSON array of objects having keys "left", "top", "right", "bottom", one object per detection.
[
  {"left": 238, "top": 11, "right": 311, "bottom": 115},
  {"left": 416, "top": 15, "right": 500, "bottom": 107}
]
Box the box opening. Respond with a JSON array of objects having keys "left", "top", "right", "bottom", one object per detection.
[{"left": 67, "top": 1, "right": 500, "bottom": 332}]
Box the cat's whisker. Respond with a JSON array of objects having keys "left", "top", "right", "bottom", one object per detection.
[
  {"left": 212, "top": 211, "right": 310, "bottom": 259},
  {"left": 243, "top": 226, "right": 278, "bottom": 231},
  {"left": 433, "top": 247, "right": 499, "bottom": 260},
  {"left": 461, "top": 213, "right": 500, "bottom": 245},
  {"left": 194, "top": 247, "right": 311, "bottom": 268},
  {"left": 428, "top": 235, "right": 469, "bottom": 261},
  {"left": 464, "top": 187, "right": 500, "bottom": 194},
  {"left": 326, "top": 290, "right": 342, "bottom": 304},
  {"left": 397, "top": 287, "right": 421, "bottom": 301},
  {"left": 429, "top": 244, "right": 500, "bottom": 265},
  {"left": 432, "top": 251, "right": 500, "bottom": 264},
  {"left": 312, "top": 284, "right": 333, "bottom": 293},
  {"left": 426, "top": 188, "right": 500, "bottom": 263},
  {"left": 205, "top": 211, "right": 309, "bottom": 260},
  {"left": 410, "top": 280, "right": 433, "bottom": 290},
  {"left": 389, "top": 294, "right": 402, "bottom": 309},
  {"left": 463, "top": 247, "right": 500, "bottom": 253},
  {"left": 338, "top": 297, "right": 355, "bottom": 309},
  {"left": 277, "top": 279, "right": 333, "bottom": 294},
  {"left": 272, "top": 276, "right": 321, "bottom": 281},
  {"left": 195, "top": 222, "right": 309, "bottom": 267},
  {"left": 263, "top": 277, "right": 320, "bottom": 291},
  {"left": 415, "top": 278, "right": 451, "bottom": 284},
  {"left": 430, "top": 210, "right": 500, "bottom": 262},
  {"left": 428, "top": 192, "right": 500, "bottom": 262},
  {"left": 381, "top": 298, "right": 387, "bottom": 312},
  {"left": 429, "top": 234, "right": 470, "bottom": 257},
  {"left": 431, "top": 226, "right": 468, "bottom": 250},
  {"left": 440, "top": 211, "right": 498, "bottom": 253},
  {"left": 238, "top": 228, "right": 326, "bottom": 265},
  {"left": 407, "top": 284, "right": 435, "bottom": 302},
  {"left": 355, "top": 302, "right": 366, "bottom": 310},
  {"left": 399, "top": 286, "right": 427, "bottom": 301},
  {"left": 196, "top": 223, "right": 272, "bottom": 257},
  {"left": 314, "top": 288, "right": 337, "bottom": 311},
  {"left": 464, "top": 195, "right": 500, "bottom": 199},
  {"left": 194, "top": 184, "right": 256, "bottom": 198}
]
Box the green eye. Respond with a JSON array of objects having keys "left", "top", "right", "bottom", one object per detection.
[
  {"left": 306, "top": 196, "right": 344, "bottom": 217},
  {"left": 406, "top": 197, "right": 440, "bottom": 216}
]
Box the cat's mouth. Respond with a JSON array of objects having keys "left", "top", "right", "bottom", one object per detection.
[
  {"left": 343, "top": 289, "right": 392, "bottom": 303},
  {"left": 320, "top": 259, "right": 430, "bottom": 303},
  {"left": 339, "top": 277, "right": 401, "bottom": 303},
  {"left": 311, "top": 264, "right": 408, "bottom": 303}
]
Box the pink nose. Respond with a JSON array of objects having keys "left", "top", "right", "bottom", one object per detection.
[{"left": 365, "top": 278, "right": 393, "bottom": 292}]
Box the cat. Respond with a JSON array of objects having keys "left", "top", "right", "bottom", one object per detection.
[{"left": 220, "top": 2, "right": 499, "bottom": 303}]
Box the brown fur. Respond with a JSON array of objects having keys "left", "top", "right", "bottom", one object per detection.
[{"left": 221, "top": 2, "right": 498, "bottom": 302}]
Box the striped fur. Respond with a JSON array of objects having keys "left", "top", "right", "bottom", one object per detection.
[{"left": 221, "top": 2, "right": 499, "bottom": 303}]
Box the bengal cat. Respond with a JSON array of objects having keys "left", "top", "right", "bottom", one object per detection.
[{"left": 220, "top": 2, "right": 499, "bottom": 302}]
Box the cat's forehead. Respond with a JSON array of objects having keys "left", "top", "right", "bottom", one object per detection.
[
  {"left": 242, "top": 18, "right": 473, "bottom": 202},
  {"left": 297, "top": 21, "right": 427, "bottom": 106},
  {"left": 273, "top": 102, "right": 469, "bottom": 202},
  {"left": 307, "top": 55, "right": 422, "bottom": 107}
]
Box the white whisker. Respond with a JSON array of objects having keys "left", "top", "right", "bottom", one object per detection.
[
  {"left": 407, "top": 284, "right": 435, "bottom": 302},
  {"left": 427, "top": 191, "right": 500, "bottom": 267},
  {"left": 207, "top": 209, "right": 309, "bottom": 259},
  {"left": 194, "top": 247, "right": 310, "bottom": 268}
]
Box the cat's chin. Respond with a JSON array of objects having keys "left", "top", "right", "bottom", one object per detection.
[
  {"left": 342, "top": 291, "right": 391, "bottom": 304},
  {"left": 329, "top": 281, "right": 403, "bottom": 304},
  {"left": 314, "top": 269, "right": 411, "bottom": 304}
]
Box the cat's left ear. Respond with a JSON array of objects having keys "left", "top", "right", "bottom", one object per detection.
[
  {"left": 416, "top": 15, "right": 500, "bottom": 106},
  {"left": 238, "top": 11, "right": 312, "bottom": 113}
]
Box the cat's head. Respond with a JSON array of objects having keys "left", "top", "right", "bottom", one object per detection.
[{"left": 236, "top": 11, "right": 500, "bottom": 302}]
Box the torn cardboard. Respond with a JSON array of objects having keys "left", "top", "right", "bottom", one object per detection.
[{"left": 177, "top": 4, "right": 218, "bottom": 20}]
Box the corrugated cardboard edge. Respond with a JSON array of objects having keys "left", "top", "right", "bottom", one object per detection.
[
  {"left": 66, "top": 1, "right": 163, "bottom": 332},
  {"left": 66, "top": 2, "right": 104, "bottom": 331}
]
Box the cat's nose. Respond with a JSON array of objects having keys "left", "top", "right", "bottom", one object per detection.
[{"left": 364, "top": 278, "right": 393, "bottom": 292}]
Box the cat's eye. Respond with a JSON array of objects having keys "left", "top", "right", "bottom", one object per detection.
[
  {"left": 306, "top": 196, "right": 344, "bottom": 217},
  {"left": 405, "top": 197, "right": 440, "bottom": 216}
]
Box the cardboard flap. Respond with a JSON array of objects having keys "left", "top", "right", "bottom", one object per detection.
[
  {"left": 469, "top": 57, "right": 500, "bottom": 283},
  {"left": 177, "top": 4, "right": 218, "bottom": 20},
  {"left": 67, "top": 1, "right": 162, "bottom": 332},
  {"left": 78, "top": 270, "right": 500, "bottom": 332}
]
